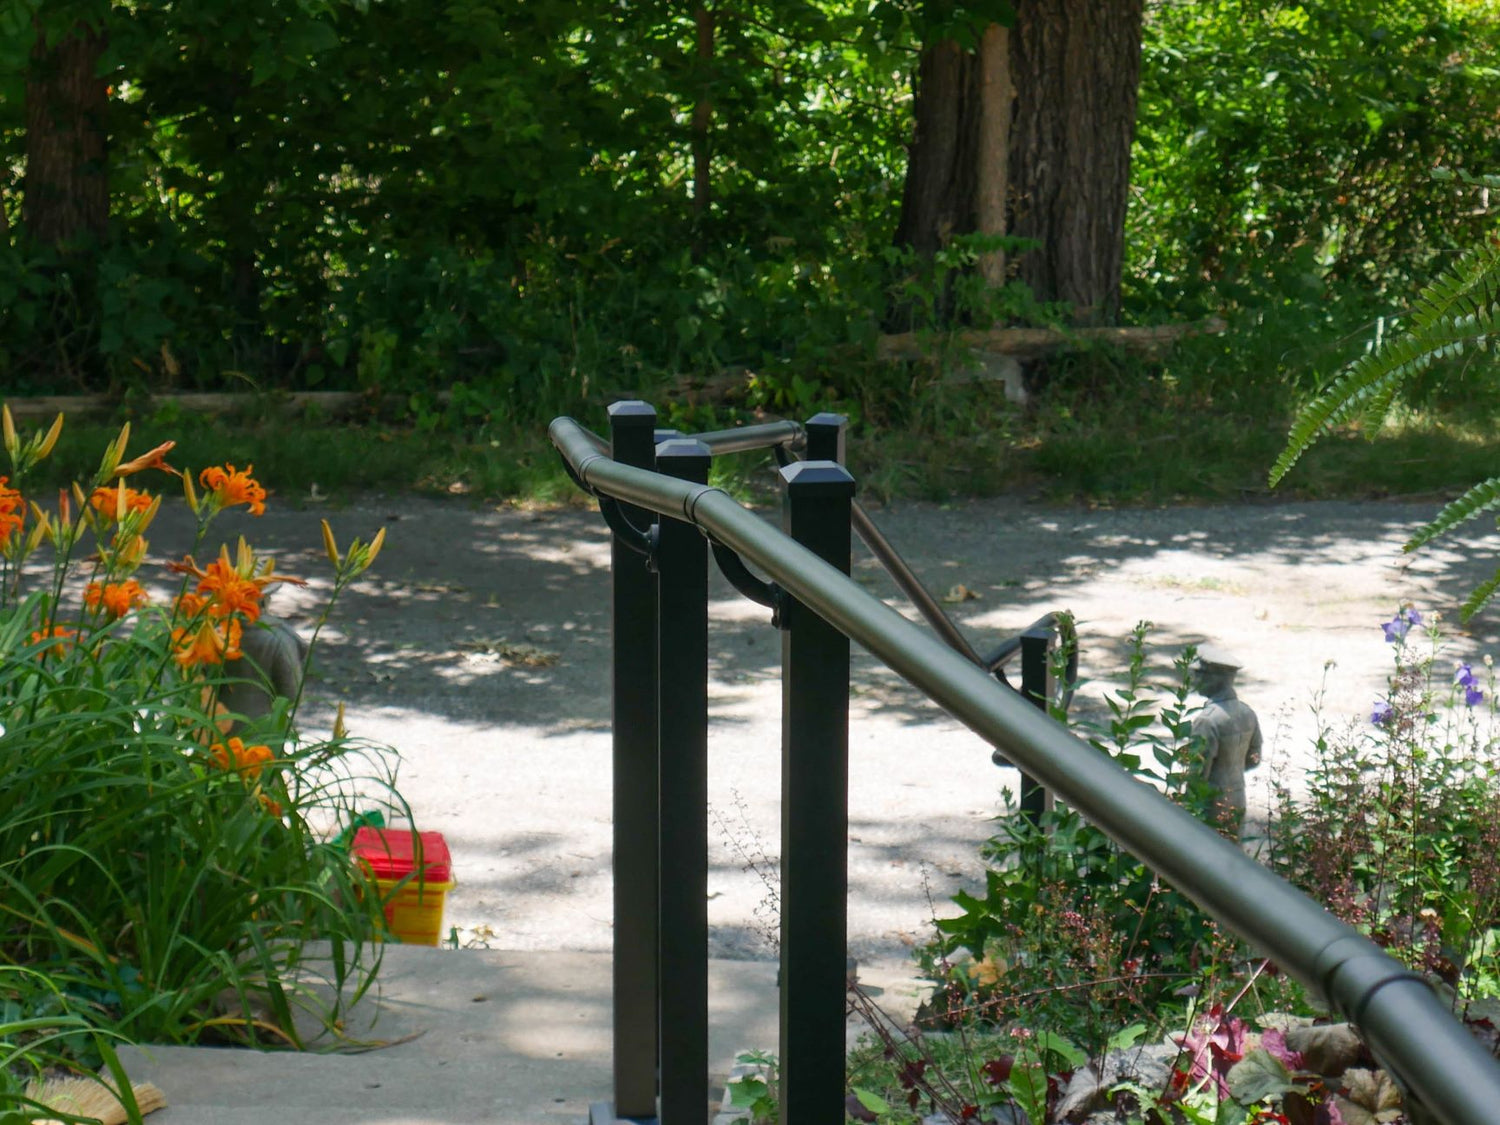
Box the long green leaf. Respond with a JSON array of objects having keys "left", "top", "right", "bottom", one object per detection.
[
  {"left": 1461, "top": 564, "right": 1500, "bottom": 622},
  {"left": 1405, "top": 476, "right": 1500, "bottom": 552},
  {"left": 1271, "top": 244, "right": 1500, "bottom": 487}
]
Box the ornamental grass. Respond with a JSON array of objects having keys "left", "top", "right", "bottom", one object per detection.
[{"left": 0, "top": 404, "right": 407, "bottom": 1101}]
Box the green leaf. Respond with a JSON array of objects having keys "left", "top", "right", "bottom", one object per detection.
[
  {"left": 1460, "top": 564, "right": 1500, "bottom": 622},
  {"left": 1034, "top": 1030, "right": 1087, "bottom": 1068},
  {"left": 853, "top": 1087, "right": 890, "bottom": 1114},
  {"left": 1108, "top": 1022, "right": 1147, "bottom": 1051},
  {"left": 727, "top": 1075, "right": 768, "bottom": 1107},
  {"left": 1270, "top": 242, "right": 1500, "bottom": 488},
  {"left": 1405, "top": 476, "right": 1500, "bottom": 552},
  {"left": 1226, "top": 1048, "right": 1294, "bottom": 1104}
]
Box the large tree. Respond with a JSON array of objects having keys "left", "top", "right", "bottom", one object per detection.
[
  {"left": 21, "top": 14, "right": 109, "bottom": 253},
  {"left": 896, "top": 1, "right": 1145, "bottom": 324}
]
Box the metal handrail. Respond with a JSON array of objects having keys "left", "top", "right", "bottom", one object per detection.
[
  {"left": 551, "top": 414, "right": 1500, "bottom": 1125},
  {"left": 607, "top": 414, "right": 1067, "bottom": 683}
]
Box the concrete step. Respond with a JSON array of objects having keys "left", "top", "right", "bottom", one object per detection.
[{"left": 116, "top": 946, "right": 924, "bottom": 1124}]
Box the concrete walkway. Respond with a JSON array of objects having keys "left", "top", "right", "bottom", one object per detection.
[
  {"left": 117, "top": 946, "right": 925, "bottom": 1124},
  {"left": 109, "top": 489, "right": 1500, "bottom": 1123}
]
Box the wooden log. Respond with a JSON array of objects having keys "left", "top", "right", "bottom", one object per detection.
[
  {"left": 0, "top": 390, "right": 438, "bottom": 420},
  {"left": 877, "top": 315, "right": 1227, "bottom": 363}
]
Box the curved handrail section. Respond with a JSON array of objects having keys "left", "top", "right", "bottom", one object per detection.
[{"left": 551, "top": 415, "right": 1500, "bottom": 1124}]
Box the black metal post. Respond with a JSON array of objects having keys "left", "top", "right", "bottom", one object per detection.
[
  {"left": 606, "top": 401, "right": 660, "bottom": 1120},
  {"left": 654, "top": 438, "right": 711, "bottom": 1124},
  {"left": 778, "top": 459, "right": 856, "bottom": 1124},
  {"left": 1018, "top": 626, "right": 1054, "bottom": 822},
  {"left": 803, "top": 411, "right": 847, "bottom": 464}
]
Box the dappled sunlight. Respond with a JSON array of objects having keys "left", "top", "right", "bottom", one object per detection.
[{"left": 103, "top": 489, "right": 1500, "bottom": 966}]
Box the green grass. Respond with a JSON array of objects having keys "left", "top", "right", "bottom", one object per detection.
[
  {"left": 12, "top": 345, "right": 1500, "bottom": 511},
  {"left": 27, "top": 409, "right": 584, "bottom": 509}
]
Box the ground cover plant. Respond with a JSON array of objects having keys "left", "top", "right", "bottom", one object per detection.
[
  {"left": 1268, "top": 608, "right": 1500, "bottom": 1002},
  {"left": 815, "top": 619, "right": 1500, "bottom": 1124},
  {"left": 0, "top": 405, "right": 410, "bottom": 1118}
]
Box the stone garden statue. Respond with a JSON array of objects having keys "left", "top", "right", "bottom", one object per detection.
[
  {"left": 216, "top": 614, "right": 306, "bottom": 732},
  {"left": 1190, "top": 648, "right": 1262, "bottom": 834}
]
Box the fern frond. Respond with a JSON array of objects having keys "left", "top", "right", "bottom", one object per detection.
[
  {"left": 1270, "top": 247, "right": 1500, "bottom": 487},
  {"left": 1406, "top": 476, "right": 1500, "bottom": 552},
  {"left": 1271, "top": 327, "right": 1454, "bottom": 484},
  {"left": 1408, "top": 243, "right": 1500, "bottom": 336},
  {"left": 1461, "top": 564, "right": 1500, "bottom": 622}
]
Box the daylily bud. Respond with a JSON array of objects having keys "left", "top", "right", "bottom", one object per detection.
[
  {"left": 71, "top": 482, "right": 95, "bottom": 536},
  {"left": 37, "top": 413, "right": 63, "bottom": 460},
  {"left": 29, "top": 502, "right": 52, "bottom": 546},
  {"left": 99, "top": 422, "right": 130, "bottom": 480},
  {"left": 139, "top": 493, "right": 163, "bottom": 531},
  {"left": 2, "top": 404, "right": 16, "bottom": 461},
  {"left": 23, "top": 518, "right": 46, "bottom": 555},
  {"left": 321, "top": 519, "right": 340, "bottom": 566},
  {"left": 366, "top": 526, "right": 386, "bottom": 568},
  {"left": 182, "top": 468, "right": 198, "bottom": 514},
  {"left": 333, "top": 701, "right": 347, "bottom": 740}
]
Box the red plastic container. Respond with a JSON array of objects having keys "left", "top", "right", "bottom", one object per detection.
[{"left": 351, "top": 828, "right": 454, "bottom": 945}]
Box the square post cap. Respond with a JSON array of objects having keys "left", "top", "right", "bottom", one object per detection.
[
  {"left": 607, "top": 400, "right": 657, "bottom": 427},
  {"left": 779, "top": 460, "right": 856, "bottom": 497}
]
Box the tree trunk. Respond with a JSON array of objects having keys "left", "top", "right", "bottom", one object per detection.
[
  {"left": 894, "top": 3, "right": 1143, "bottom": 325},
  {"left": 893, "top": 38, "right": 978, "bottom": 265},
  {"left": 1008, "top": 0, "right": 1143, "bottom": 323},
  {"left": 22, "top": 18, "right": 109, "bottom": 251},
  {"left": 974, "top": 23, "right": 1013, "bottom": 288},
  {"left": 691, "top": 4, "right": 714, "bottom": 219}
]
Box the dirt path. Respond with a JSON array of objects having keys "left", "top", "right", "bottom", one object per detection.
[{"left": 146, "top": 489, "right": 1500, "bottom": 967}]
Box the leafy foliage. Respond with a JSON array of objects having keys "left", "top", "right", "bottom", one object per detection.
[
  {"left": 1270, "top": 240, "right": 1500, "bottom": 487},
  {"left": 921, "top": 626, "right": 1235, "bottom": 1053},
  {"left": 1268, "top": 614, "right": 1500, "bottom": 991},
  {"left": 0, "top": 407, "right": 407, "bottom": 1061},
  {"left": 1269, "top": 164, "right": 1500, "bottom": 614},
  {"left": 4, "top": 0, "right": 1499, "bottom": 440}
]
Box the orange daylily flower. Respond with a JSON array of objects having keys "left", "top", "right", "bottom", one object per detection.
[
  {"left": 84, "top": 579, "right": 150, "bottom": 619},
  {"left": 89, "top": 485, "right": 154, "bottom": 521},
  {"left": 209, "top": 737, "right": 274, "bottom": 781},
  {"left": 0, "top": 477, "right": 25, "bottom": 548},
  {"left": 172, "top": 616, "right": 244, "bottom": 667},
  {"left": 174, "top": 591, "right": 209, "bottom": 619},
  {"left": 199, "top": 464, "right": 266, "bottom": 516},
  {"left": 196, "top": 554, "right": 265, "bottom": 624},
  {"left": 168, "top": 542, "right": 304, "bottom": 624},
  {"left": 115, "top": 439, "right": 179, "bottom": 478},
  {"left": 29, "top": 625, "right": 77, "bottom": 658}
]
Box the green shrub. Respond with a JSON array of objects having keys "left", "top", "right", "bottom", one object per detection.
[
  {"left": 0, "top": 407, "right": 404, "bottom": 1061},
  {"left": 1268, "top": 607, "right": 1500, "bottom": 997},
  {"left": 919, "top": 625, "right": 1236, "bottom": 1054}
]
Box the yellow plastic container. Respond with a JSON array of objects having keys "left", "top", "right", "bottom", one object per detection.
[
  {"left": 370, "top": 874, "right": 456, "bottom": 945},
  {"left": 352, "top": 828, "right": 454, "bottom": 946}
]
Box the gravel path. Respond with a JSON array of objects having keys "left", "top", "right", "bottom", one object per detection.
[{"left": 145, "top": 488, "right": 1500, "bottom": 965}]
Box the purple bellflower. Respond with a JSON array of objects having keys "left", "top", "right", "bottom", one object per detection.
[
  {"left": 1381, "top": 606, "right": 1422, "bottom": 643},
  {"left": 1456, "top": 663, "right": 1485, "bottom": 707}
]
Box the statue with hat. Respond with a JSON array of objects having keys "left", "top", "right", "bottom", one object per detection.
[{"left": 1190, "top": 646, "right": 1262, "bottom": 835}]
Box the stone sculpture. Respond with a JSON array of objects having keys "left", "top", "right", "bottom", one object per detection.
[
  {"left": 1190, "top": 648, "right": 1262, "bottom": 834},
  {"left": 216, "top": 614, "right": 306, "bottom": 731}
]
